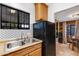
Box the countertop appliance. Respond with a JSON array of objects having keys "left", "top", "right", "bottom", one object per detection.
[{"left": 33, "top": 21, "right": 56, "bottom": 56}]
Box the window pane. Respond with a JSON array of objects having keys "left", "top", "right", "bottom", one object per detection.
[{"left": 2, "top": 6, "right": 7, "bottom": 21}]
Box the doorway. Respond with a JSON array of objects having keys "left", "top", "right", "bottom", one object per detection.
[{"left": 55, "top": 5, "right": 79, "bottom": 56}]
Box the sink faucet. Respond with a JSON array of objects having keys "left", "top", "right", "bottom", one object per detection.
[{"left": 21, "top": 31, "right": 24, "bottom": 39}]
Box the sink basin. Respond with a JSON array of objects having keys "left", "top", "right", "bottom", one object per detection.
[
  {"left": 31, "top": 38, "right": 39, "bottom": 43},
  {"left": 18, "top": 38, "right": 40, "bottom": 46}
]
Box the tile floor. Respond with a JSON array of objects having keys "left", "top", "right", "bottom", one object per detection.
[{"left": 56, "top": 42, "right": 78, "bottom": 56}]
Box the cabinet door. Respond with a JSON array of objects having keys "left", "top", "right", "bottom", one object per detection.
[
  {"left": 35, "top": 3, "right": 48, "bottom": 21},
  {"left": 6, "top": 7, "right": 11, "bottom": 29},
  {"left": 1, "top": 6, "right": 7, "bottom": 29},
  {"left": 24, "top": 54, "right": 29, "bottom": 56},
  {"left": 18, "top": 11, "right": 22, "bottom": 23},
  {"left": 18, "top": 11, "right": 24, "bottom": 29},
  {"left": 41, "top": 4, "right": 48, "bottom": 20},
  {"left": 2, "top": 6, "right": 7, "bottom": 22},
  {"left": 19, "top": 12, "right": 25, "bottom": 23},
  {"left": 10, "top": 9, "right": 18, "bottom": 29},
  {"left": 10, "top": 9, "right": 18, "bottom": 23},
  {"left": 6, "top": 7, "right": 11, "bottom": 22},
  {"left": 4, "top": 47, "right": 29, "bottom": 56},
  {"left": 0, "top": 5, "right": 1, "bottom": 28},
  {"left": 1, "top": 6, "right": 18, "bottom": 29},
  {"left": 29, "top": 48, "right": 41, "bottom": 56},
  {"left": 18, "top": 11, "right": 30, "bottom": 29},
  {"left": 24, "top": 13, "right": 30, "bottom": 29}
]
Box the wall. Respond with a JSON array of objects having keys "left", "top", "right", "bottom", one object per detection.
[
  {"left": 48, "top": 3, "right": 55, "bottom": 23},
  {"left": 53, "top": 3, "right": 79, "bottom": 13},
  {"left": 0, "top": 3, "right": 35, "bottom": 39},
  {"left": 48, "top": 3, "right": 79, "bottom": 22}
]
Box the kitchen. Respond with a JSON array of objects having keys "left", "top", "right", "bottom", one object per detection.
[
  {"left": 0, "top": 3, "right": 79, "bottom": 56},
  {"left": 0, "top": 3, "right": 55, "bottom": 56}
]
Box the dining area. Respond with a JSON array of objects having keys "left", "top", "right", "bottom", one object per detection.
[
  {"left": 56, "top": 19, "right": 79, "bottom": 56},
  {"left": 68, "top": 35, "right": 79, "bottom": 55}
]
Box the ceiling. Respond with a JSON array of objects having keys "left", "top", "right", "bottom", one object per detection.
[{"left": 55, "top": 5, "right": 79, "bottom": 22}]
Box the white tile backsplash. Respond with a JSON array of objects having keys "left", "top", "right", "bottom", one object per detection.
[
  {"left": 0, "top": 29, "right": 33, "bottom": 39},
  {"left": 0, "top": 29, "right": 20, "bottom": 39}
]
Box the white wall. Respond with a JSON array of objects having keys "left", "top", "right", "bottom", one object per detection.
[
  {"left": 48, "top": 3, "right": 79, "bottom": 22},
  {"left": 53, "top": 3, "right": 79, "bottom": 13},
  {"left": 48, "top": 3, "right": 55, "bottom": 23},
  {"left": 0, "top": 3, "right": 35, "bottom": 39}
]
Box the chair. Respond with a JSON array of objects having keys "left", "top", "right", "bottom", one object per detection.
[
  {"left": 70, "top": 36, "right": 77, "bottom": 51},
  {"left": 67, "top": 35, "right": 73, "bottom": 48}
]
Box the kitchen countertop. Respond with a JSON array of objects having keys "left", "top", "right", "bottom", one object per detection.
[
  {"left": 0, "top": 38, "right": 22, "bottom": 42},
  {"left": 0, "top": 38, "right": 42, "bottom": 56}
]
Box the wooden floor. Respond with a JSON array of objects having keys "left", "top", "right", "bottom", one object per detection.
[{"left": 56, "top": 42, "right": 78, "bottom": 56}]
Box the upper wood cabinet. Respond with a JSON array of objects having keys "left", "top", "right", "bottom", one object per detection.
[{"left": 35, "top": 3, "right": 48, "bottom": 21}]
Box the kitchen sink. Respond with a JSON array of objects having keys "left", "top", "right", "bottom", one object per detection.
[
  {"left": 31, "top": 38, "right": 39, "bottom": 43},
  {"left": 18, "top": 38, "right": 40, "bottom": 46},
  {"left": 4, "top": 38, "right": 40, "bottom": 52}
]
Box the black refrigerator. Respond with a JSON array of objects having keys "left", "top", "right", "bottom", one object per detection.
[{"left": 33, "top": 21, "right": 56, "bottom": 56}]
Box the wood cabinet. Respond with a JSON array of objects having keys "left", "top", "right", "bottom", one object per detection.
[
  {"left": 35, "top": 3, "right": 48, "bottom": 21},
  {"left": 29, "top": 48, "right": 41, "bottom": 56},
  {"left": 4, "top": 43, "right": 42, "bottom": 56}
]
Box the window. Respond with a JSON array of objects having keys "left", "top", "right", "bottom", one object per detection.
[{"left": 67, "top": 24, "right": 75, "bottom": 36}]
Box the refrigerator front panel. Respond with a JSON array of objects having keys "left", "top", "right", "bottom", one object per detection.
[{"left": 33, "top": 21, "right": 56, "bottom": 56}]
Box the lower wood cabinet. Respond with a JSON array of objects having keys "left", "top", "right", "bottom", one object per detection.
[
  {"left": 28, "top": 48, "right": 41, "bottom": 56},
  {"left": 24, "top": 54, "right": 29, "bottom": 56},
  {"left": 4, "top": 43, "right": 42, "bottom": 56}
]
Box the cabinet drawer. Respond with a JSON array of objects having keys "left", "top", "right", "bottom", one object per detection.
[
  {"left": 29, "top": 48, "right": 41, "bottom": 56},
  {"left": 27, "top": 43, "right": 41, "bottom": 52}
]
